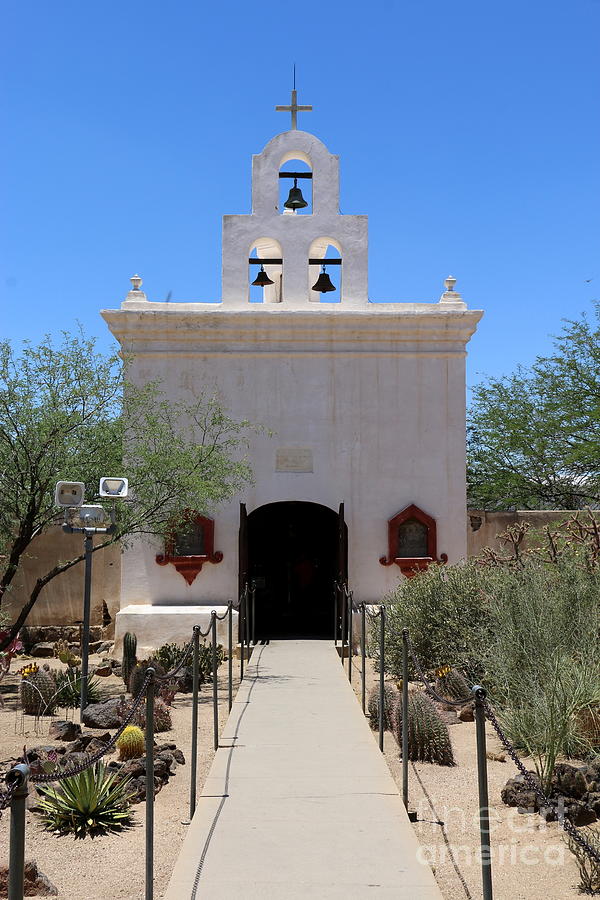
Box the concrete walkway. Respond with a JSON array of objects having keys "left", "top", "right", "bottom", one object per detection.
[{"left": 164, "top": 640, "right": 442, "bottom": 899}]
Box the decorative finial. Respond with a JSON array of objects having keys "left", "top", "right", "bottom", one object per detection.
[
  {"left": 444, "top": 276, "right": 457, "bottom": 293},
  {"left": 439, "top": 275, "right": 464, "bottom": 305},
  {"left": 123, "top": 273, "right": 147, "bottom": 304}
]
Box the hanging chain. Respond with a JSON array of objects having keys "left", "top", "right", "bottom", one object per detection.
[{"left": 482, "top": 700, "right": 600, "bottom": 865}]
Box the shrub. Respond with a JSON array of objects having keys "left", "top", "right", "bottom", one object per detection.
[
  {"left": 53, "top": 639, "right": 80, "bottom": 668},
  {"left": 35, "top": 762, "right": 135, "bottom": 838},
  {"left": 566, "top": 826, "right": 600, "bottom": 894},
  {"left": 394, "top": 691, "right": 455, "bottom": 767},
  {"left": 153, "top": 641, "right": 223, "bottom": 692},
  {"left": 117, "top": 725, "right": 145, "bottom": 760},
  {"left": 382, "top": 560, "right": 492, "bottom": 682}
]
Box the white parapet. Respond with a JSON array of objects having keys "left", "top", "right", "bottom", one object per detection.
[{"left": 114, "top": 605, "right": 237, "bottom": 656}]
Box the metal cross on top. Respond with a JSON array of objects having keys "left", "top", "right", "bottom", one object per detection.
[{"left": 276, "top": 89, "right": 313, "bottom": 130}]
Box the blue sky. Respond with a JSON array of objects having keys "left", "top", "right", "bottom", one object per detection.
[{"left": 2, "top": 0, "right": 599, "bottom": 390}]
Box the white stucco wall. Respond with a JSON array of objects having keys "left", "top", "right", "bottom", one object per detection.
[{"left": 102, "top": 305, "right": 481, "bottom": 612}]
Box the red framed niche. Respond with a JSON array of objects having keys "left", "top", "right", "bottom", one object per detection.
[
  {"left": 379, "top": 504, "right": 447, "bottom": 578},
  {"left": 156, "top": 511, "right": 223, "bottom": 586}
]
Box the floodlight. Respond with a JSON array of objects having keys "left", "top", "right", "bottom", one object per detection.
[
  {"left": 55, "top": 481, "right": 85, "bottom": 508},
  {"left": 67, "top": 504, "right": 108, "bottom": 528},
  {"left": 99, "top": 477, "right": 129, "bottom": 499}
]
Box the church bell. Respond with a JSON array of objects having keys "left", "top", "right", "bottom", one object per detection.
[
  {"left": 251, "top": 265, "right": 274, "bottom": 287},
  {"left": 311, "top": 265, "right": 336, "bottom": 293},
  {"left": 284, "top": 178, "right": 308, "bottom": 210}
]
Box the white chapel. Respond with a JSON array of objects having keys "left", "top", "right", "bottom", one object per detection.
[{"left": 102, "top": 92, "right": 483, "bottom": 652}]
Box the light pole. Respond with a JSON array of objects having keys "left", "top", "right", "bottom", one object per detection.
[{"left": 55, "top": 478, "right": 128, "bottom": 717}]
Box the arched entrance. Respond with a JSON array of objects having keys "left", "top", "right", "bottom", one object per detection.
[{"left": 247, "top": 501, "right": 343, "bottom": 639}]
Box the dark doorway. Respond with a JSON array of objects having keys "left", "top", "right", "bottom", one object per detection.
[{"left": 247, "top": 501, "right": 342, "bottom": 639}]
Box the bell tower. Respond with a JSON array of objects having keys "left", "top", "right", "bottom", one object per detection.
[{"left": 222, "top": 92, "right": 368, "bottom": 307}]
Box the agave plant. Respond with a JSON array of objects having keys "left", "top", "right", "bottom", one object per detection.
[
  {"left": 53, "top": 668, "right": 105, "bottom": 709},
  {"left": 35, "top": 762, "right": 135, "bottom": 838}
]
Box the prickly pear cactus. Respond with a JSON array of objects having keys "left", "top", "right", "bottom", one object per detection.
[
  {"left": 122, "top": 632, "right": 138, "bottom": 689},
  {"left": 434, "top": 665, "right": 471, "bottom": 702},
  {"left": 367, "top": 684, "right": 397, "bottom": 731},
  {"left": 19, "top": 665, "right": 57, "bottom": 716},
  {"left": 394, "top": 691, "right": 455, "bottom": 767},
  {"left": 116, "top": 725, "right": 145, "bottom": 760}
]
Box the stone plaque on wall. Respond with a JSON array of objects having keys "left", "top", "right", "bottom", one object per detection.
[{"left": 275, "top": 448, "right": 313, "bottom": 473}]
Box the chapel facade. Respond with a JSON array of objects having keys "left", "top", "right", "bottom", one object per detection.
[{"left": 102, "top": 97, "right": 483, "bottom": 652}]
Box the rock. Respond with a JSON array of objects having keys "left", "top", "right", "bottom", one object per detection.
[
  {"left": 580, "top": 761, "right": 600, "bottom": 793},
  {"left": 66, "top": 731, "right": 111, "bottom": 753},
  {"left": 0, "top": 858, "right": 58, "bottom": 896},
  {"left": 92, "top": 664, "right": 112, "bottom": 677},
  {"left": 49, "top": 720, "right": 81, "bottom": 742},
  {"left": 501, "top": 773, "right": 540, "bottom": 812},
  {"left": 90, "top": 640, "right": 112, "bottom": 654},
  {"left": 458, "top": 701, "right": 475, "bottom": 722},
  {"left": 85, "top": 737, "right": 111, "bottom": 754},
  {"left": 82, "top": 698, "right": 123, "bottom": 729},
  {"left": 59, "top": 752, "right": 90, "bottom": 769},
  {"left": 172, "top": 748, "right": 185, "bottom": 765},
  {"left": 30, "top": 642, "right": 54, "bottom": 658},
  {"left": 585, "top": 791, "right": 600, "bottom": 815},
  {"left": 553, "top": 762, "right": 587, "bottom": 800},
  {"left": 156, "top": 742, "right": 177, "bottom": 752},
  {"left": 128, "top": 774, "right": 163, "bottom": 802}
]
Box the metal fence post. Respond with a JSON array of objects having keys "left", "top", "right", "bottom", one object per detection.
[
  {"left": 473, "top": 685, "right": 493, "bottom": 900},
  {"left": 378, "top": 606, "right": 385, "bottom": 752},
  {"left": 189, "top": 627, "right": 200, "bottom": 820},
  {"left": 211, "top": 612, "right": 219, "bottom": 751},
  {"left": 240, "top": 589, "right": 245, "bottom": 681},
  {"left": 360, "top": 603, "right": 366, "bottom": 714},
  {"left": 251, "top": 581, "right": 256, "bottom": 647},
  {"left": 347, "top": 592, "right": 353, "bottom": 682},
  {"left": 228, "top": 601, "right": 233, "bottom": 712},
  {"left": 7, "top": 764, "right": 29, "bottom": 900},
  {"left": 80, "top": 532, "right": 93, "bottom": 717},
  {"left": 402, "top": 628, "right": 409, "bottom": 811},
  {"left": 145, "top": 669, "right": 155, "bottom": 900}
]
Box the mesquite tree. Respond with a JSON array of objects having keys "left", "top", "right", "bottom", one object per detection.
[
  {"left": 467, "top": 301, "right": 600, "bottom": 510},
  {"left": 0, "top": 329, "right": 255, "bottom": 649}
]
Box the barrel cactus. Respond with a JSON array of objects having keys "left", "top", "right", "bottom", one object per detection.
[
  {"left": 122, "top": 632, "right": 138, "bottom": 689},
  {"left": 128, "top": 659, "right": 166, "bottom": 697},
  {"left": 19, "top": 665, "right": 57, "bottom": 716},
  {"left": 394, "top": 691, "right": 455, "bottom": 766},
  {"left": 367, "top": 684, "right": 398, "bottom": 731},
  {"left": 435, "top": 665, "right": 471, "bottom": 702},
  {"left": 116, "top": 725, "right": 145, "bottom": 760}
]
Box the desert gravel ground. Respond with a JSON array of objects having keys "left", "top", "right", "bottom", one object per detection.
[
  {"left": 350, "top": 653, "right": 597, "bottom": 900},
  {"left": 0, "top": 654, "right": 236, "bottom": 900}
]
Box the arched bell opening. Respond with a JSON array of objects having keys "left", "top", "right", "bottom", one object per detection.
[
  {"left": 279, "top": 157, "right": 312, "bottom": 215},
  {"left": 248, "top": 239, "right": 283, "bottom": 304},
  {"left": 308, "top": 238, "right": 342, "bottom": 304},
  {"left": 247, "top": 501, "right": 342, "bottom": 639}
]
